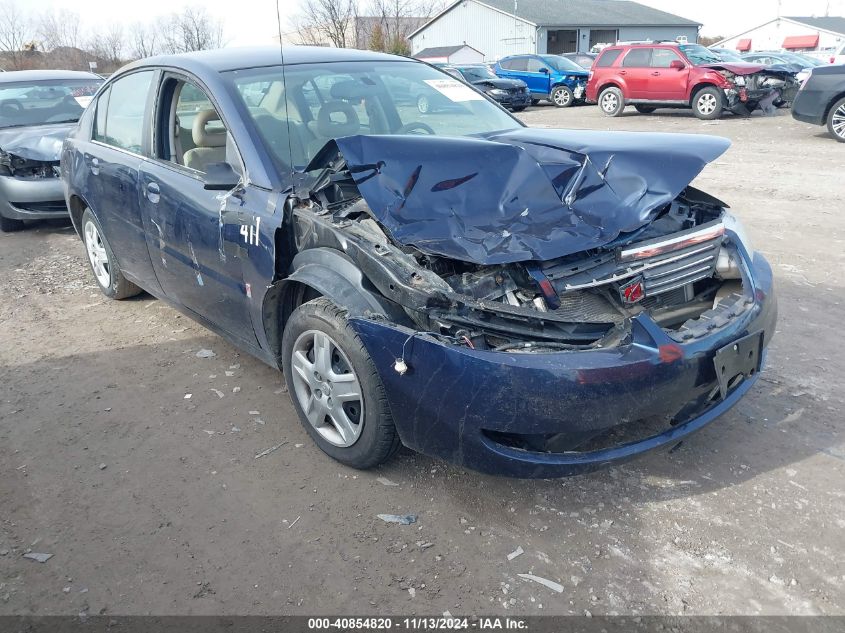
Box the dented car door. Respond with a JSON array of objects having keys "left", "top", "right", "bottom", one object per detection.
[{"left": 138, "top": 74, "right": 257, "bottom": 345}]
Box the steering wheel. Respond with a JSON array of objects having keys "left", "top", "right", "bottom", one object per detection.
[{"left": 396, "top": 122, "right": 435, "bottom": 135}]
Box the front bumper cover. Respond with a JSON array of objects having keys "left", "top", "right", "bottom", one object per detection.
[
  {"left": 0, "top": 175, "right": 68, "bottom": 220},
  {"left": 350, "top": 247, "right": 776, "bottom": 478}
]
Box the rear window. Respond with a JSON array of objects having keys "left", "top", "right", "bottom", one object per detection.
[
  {"left": 596, "top": 49, "right": 622, "bottom": 67},
  {"left": 622, "top": 48, "right": 652, "bottom": 67}
]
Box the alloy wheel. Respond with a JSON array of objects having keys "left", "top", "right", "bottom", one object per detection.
[
  {"left": 84, "top": 220, "right": 111, "bottom": 287},
  {"left": 290, "top": 329, "right": 364, "bottom": 448},
  {"left": 554, "top": 89, "right": 571, "bottom": 106},
  {"left": 832, "top": 103, "right": 845, "bottom": 139},
  {"left": 698, "top": 93, "right": 718, "bottom": 116},
  {"left": 601, "top": 92, "right": 618, "bottom": 113}
]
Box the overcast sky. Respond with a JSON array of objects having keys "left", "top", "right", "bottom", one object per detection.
[{"left": 29, "top": 0, "right": 845, "bottom": 45}]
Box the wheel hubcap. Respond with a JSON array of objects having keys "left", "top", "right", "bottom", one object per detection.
[
  {"left": 832, "top": 104, "right": 845, "bottom": 138},
  {"left": 698, "top": 93, "right": 717, "bottom": 114},
  {"left": 84, "top": 220, "right": 110, "bottom": 287},
  {"left": 601, "top": 93, "right": 617, "bottom": 112},
  {"left": 555, "top": 90, "right": 570, "bottom": 106},
  {"left": 290, "top": 330, "right": 363, "bottom": 448}
]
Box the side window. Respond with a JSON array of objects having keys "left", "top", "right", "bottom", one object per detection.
[
  {"left": 93, "top": 86, "right": 111, "bottom": 143},
  {"left": 100, "top": 71, "right": 154, "bottom": 153},
  {"left": 596, "top": 49, "right": 623, "bottom": 67},
  {"left": 526, "top": 58, "right": 546, "bottom": 72},
  {"left": 622, "top": 48, "right": 652, "bottom": 67},
  {"left": 158, "top": 78, "right": 236, "bottom": 175},
  {"left": 651, "top": 48, "right": 682, "bottom": 68},
  {"left": 504, "top": 58, "right": 528, "bottom": 71}
]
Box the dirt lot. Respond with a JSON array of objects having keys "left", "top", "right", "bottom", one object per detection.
[{"left": 1, "top": 105, "right": 843, "bottom": 617}]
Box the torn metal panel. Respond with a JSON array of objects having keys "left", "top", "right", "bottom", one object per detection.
[{"left": 310, "top": 130, "right": 730, "bottom": 265}]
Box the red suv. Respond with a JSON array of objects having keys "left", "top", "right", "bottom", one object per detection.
[{"left": 586, "top": 42, "right": 791, "bottom": 119}]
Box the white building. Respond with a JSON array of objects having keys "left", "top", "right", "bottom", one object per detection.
[
  {"left": 715, "top": 16, "right": 845, "bottom": 54},
  {"left": 409, "top": 0, "right": 700, "bottom": 61}
]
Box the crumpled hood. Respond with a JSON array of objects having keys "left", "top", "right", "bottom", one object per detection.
[
  {"left": 318, "top": 128, "right": 730, "bottom": 265},
  {"left": 700, "top": 62, "right": 772, "bottom": 75},
  {"left": 0, "top": 123, "right": 75, "bottom": 162}
]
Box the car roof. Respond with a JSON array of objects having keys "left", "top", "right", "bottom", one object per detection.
[
  {"left": 123, "top": 45, "right": 405, "bottom": 74},
  {"left": 0, "top": 69, "right": 102, "bottom": 84}
]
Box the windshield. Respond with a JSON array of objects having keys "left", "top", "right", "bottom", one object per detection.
[
  {"left": 780, "top": 52, "right": 823, "bottom": 67},
  {"left": 457, "top": 66, "right": 497, "bottom": 81},
  {"left": 0, "top": 79, "right": 101, "bottom": 128},
  {"left": 713, "top": 49, "right": 745, "bottom": 62},
  {"left": 679, "top": 44, "right": 722, "bottom": 65},
  {"left": 540, "top": 55, "right": 585, "bottom": 73},
  {"left": 227, "top": 61, "right": 521, "bottom": 171}
]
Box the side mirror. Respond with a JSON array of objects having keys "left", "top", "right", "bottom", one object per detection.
[
  {"left": 670, "top": 60, "right": 686, "bottom": 70},
  {"left": 540, "top": 67, "right": 549, "bottom": 74},
  {"left": 203, "top": 162, "right": 241, "bottom": 191}
]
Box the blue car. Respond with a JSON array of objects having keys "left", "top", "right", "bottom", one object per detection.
[
  {"left": 62, "top": 46, "right": 776, "bottom": 478},
  {"left": 495, "top": 54, "right": 590, "bottom": 107}
]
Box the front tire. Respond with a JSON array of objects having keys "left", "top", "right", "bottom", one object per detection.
[
  {"left": 826, "top": 96, "right": 845, "bottom": 142},
  {"left": 0, "top": 214, "right": 25, "bottom": 232},
  {"left": 598, "top": 86, "right": 625, "bottom": 117},
  {"left": 282, "top": 298, "right": 400, "bottom": 470},
  {"left": 692, "top": 86, "right": 724, "bottom": 120},
  {"left": 550, "top": 85, "right": 574, "bottom": 108},
  {"left": 81, "top": 208, "right": 141, "bottom": 299}
]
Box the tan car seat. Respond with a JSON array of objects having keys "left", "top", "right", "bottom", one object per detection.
[{"left": 183, "top": 109, "right": 227, "bottom": 172}]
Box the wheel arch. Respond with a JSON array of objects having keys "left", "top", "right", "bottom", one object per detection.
[
  {"left": 822, "top": 91, "right": 845, "bottom": 123},
  {"left": 597, "top": 81, "right": 624, "bottom": 96},
  {"left": 261, "top": 247, "right": 405, "bottom": 365},
  {"left": 688, "top": 81, "right": 723, "bottom": 105},
  {"left": 67, "top": 194, "right": 89, "bottom": 238}
]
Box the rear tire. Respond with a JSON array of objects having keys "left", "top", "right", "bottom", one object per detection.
[
  {"left": 0, "top": 214, "right": 25, "bottom": 232},
  {"left": 692, "top": 86, "right": 724, "bottom": 120},
  {"left": 826, "top": 96, "right": 845, "bottom": 142},
  {"left": 81, "top": 208, "right": 141, "bottom": 299},
  {"left": 551, "top": 85, "right": 574, "bottom": 108},
  {"left": 598, "top": 86, "right": 625, "bottom": 117},
  {"left": 282, "top": 297, "right": 401, "bottom": 470},
  {"left": 634, "top": 104, "right": 657, "bottom": 114}
]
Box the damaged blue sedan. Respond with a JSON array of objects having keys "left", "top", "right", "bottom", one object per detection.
[{"left": 62, "top": 47, "right": 776, "bottom": 477}]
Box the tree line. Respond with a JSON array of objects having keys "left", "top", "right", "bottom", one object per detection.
[{"left": 0, "top": 1, "right": 224, "bottom": 72}]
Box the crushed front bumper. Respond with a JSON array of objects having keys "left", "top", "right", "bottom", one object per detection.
[
  {"left": 350, "top": 248, "right": 776, "bottom": 478},
  {"left": 0, "top": 175, "right": 68, "bottom": 220}
]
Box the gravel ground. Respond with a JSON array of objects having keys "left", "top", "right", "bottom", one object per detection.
[{"left": 0, "top": 104, "right": 843, "bottom": 617}]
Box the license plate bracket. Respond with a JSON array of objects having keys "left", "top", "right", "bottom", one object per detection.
[{"left": 714, "top": 332, "right": 763, "bottom": 399}]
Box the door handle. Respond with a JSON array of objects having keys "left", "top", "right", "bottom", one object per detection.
[
  {"left": 651, "top": 71, "right": 661, "bottom": 76},
  {"left": 619, "top": 70, "right": 627, "bottom": 75},
  {"left": 146, "top": 181, "right": 160, "bottom": 204}
]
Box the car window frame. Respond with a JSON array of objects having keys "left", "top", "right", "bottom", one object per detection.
[
  {"left": 90, "top": 68, "right": 159, "bottom": 159},
  {"left": 149, "top": 70, "right": 246, "bottom": 182},
  {"left": 595, "top": 49, "right": 623, "bottom": 68},
  {"left": 622, "top": 48, "right": 653, "bottom": 68},
  {"left": 650, "top": 47, "right": 683, "bottom": 68}
]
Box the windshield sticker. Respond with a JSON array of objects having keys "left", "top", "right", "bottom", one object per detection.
[
  {"left": 423, "top": 79, "right": 485, "bottom": 102},
  {"left": 74, "top": 96, "right": 94, "bottom": 108}
]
